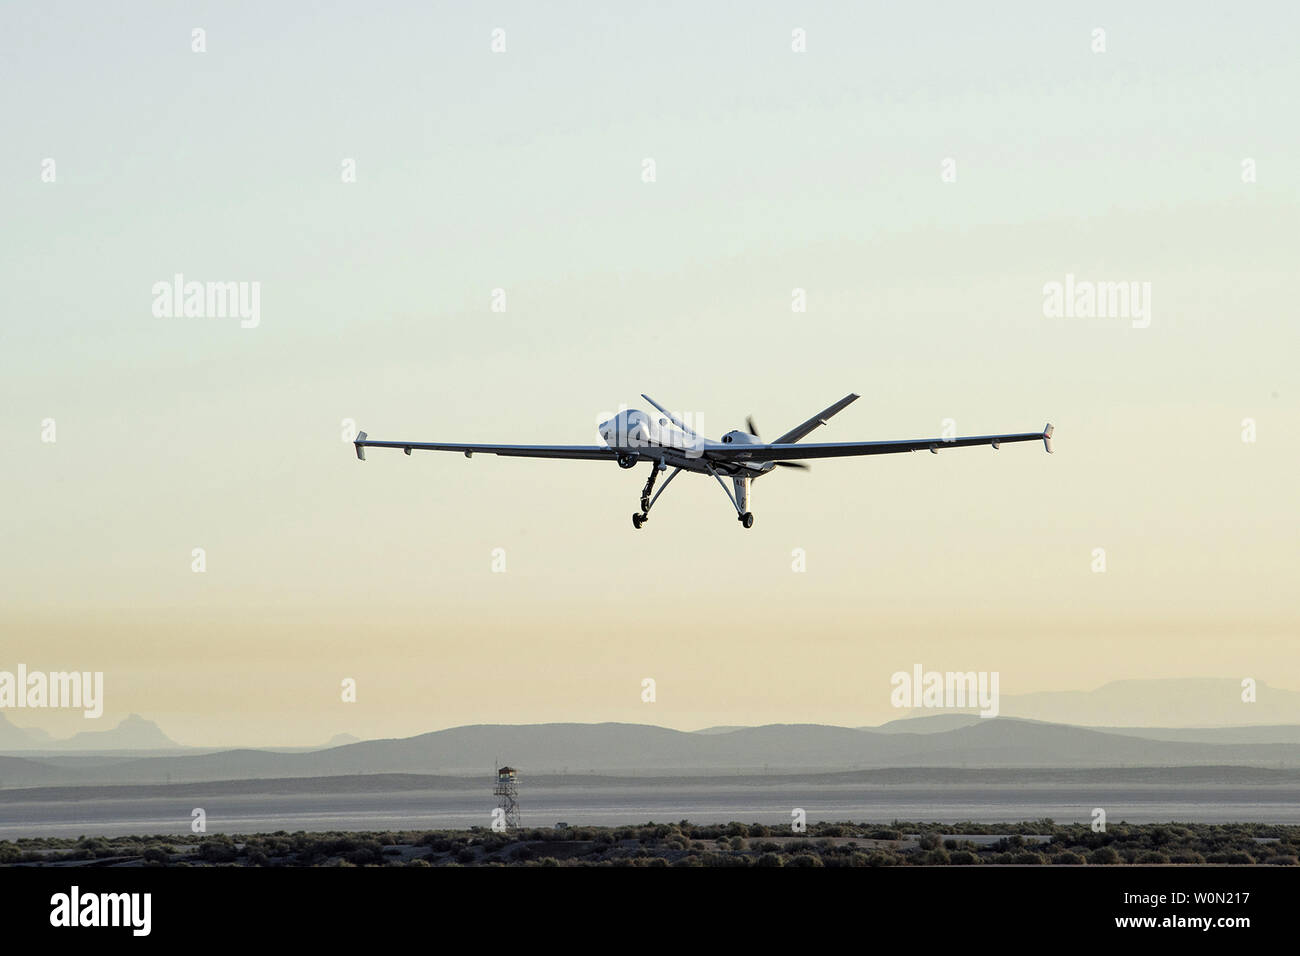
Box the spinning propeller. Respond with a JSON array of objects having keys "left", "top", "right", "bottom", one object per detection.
[{"left": 746, "top": 416, "right": 809, "bottom": 470}]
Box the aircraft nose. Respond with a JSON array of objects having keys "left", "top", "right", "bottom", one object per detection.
[{"left": 598, "top": 414, "right": 646, "bottom": 446}]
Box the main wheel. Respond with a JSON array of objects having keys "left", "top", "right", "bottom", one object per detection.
[
  {"left": 632, "top": 513, "right": 644, "bottom": 529},
  {"left": 740, "top": 512, "right": 754, "bottom": 529}
]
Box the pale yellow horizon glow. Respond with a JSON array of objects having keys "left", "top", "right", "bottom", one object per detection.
[{"left": 2, "top": 4, "right": 1297, "bottom": 747}]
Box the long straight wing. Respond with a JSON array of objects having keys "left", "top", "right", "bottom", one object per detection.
[
  {"left": 709, "top": 424, "right": 1054, "bottom": 463},
  {"left": 354, "top": 432, "right": 617, "bottom": 462}
]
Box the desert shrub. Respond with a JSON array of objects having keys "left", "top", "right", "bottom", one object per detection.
[
  {"left": 72, "top": 838, "right": 117, "bottom": 860},
  {"left": 344, "top": 841, "right": 384, "bottom": 865},
  {"left": 1205, "top": 851, "right": 1254, "bottom": 864},
  {"left": 1089, "top": 847, "right": 1120, "bottom": 865},
  {"left": 198, "top": 839, "right": 238, "bottom": 863}
]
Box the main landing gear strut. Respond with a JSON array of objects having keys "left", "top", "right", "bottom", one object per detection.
[
  {"left": 631, "top": 462, "right": 754, "bottom": 530},
  {"left": 709, "top": 464, "right": 754, "bottom": 530}
]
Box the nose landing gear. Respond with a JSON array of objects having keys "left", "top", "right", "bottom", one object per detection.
[
  {"left": 632, "top": 466, "right": 659, "bottom": 530},
  {"left": 630, "top": 461, "right": 682, "bottom": 530},
  {"left": 738, "top": 512, "right": 754, "bottom": 529}
]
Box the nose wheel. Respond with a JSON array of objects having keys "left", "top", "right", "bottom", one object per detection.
[
  {"left": 630, "top": 463, "right": 685, "bottom": 530},
  {"left": 632, "top": 464, "right": 662, "bottom": 530},
  {"left": 738, "top": 512, "right": 754, "bottom": 529}
]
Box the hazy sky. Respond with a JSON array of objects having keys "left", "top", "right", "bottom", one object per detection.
[{"left": 2, "top": 2, "right": 1297, "bottom": 745}]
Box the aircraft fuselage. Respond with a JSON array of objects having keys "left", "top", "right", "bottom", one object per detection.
[{"left": 596, "top": 408, "right": 771, "bottom": 477}]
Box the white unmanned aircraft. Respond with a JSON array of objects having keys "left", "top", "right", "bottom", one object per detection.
[{"left": 354, "top": 394, "right": 1052, "bottom": 530}]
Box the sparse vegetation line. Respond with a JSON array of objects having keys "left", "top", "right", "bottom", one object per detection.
[{"left": 4, "top": 821, "right": 1296, "bottom": 867}]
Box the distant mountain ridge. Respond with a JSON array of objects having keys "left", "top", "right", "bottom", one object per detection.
[
  {"left": 5, "top": 677, "right": 1293, "bottom": 753},
  {"left": 973, "top": 678, "right": 1300, "bottom": 727},
  {"left": 5, "top": 718, "right": 1300, "bottom": 790},
  {"left": 0, "top": 713, "right": 178, "bottom": 751},
  {"left": 0, "top": 713, "right": 53, "bottom": 749}
]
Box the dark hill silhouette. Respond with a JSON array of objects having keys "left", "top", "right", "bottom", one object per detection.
[{"left": 4, "top": 719, "right": 1300, "bottom": 788}]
